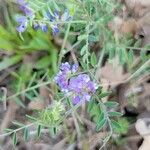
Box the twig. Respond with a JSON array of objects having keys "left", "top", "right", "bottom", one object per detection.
[{"left": 99, "top": 59, "right": 150, "bottom": 87}]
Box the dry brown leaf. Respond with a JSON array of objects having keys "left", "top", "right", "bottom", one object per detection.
[
  {"left": 18, "top": 142, "right": 50, "bottom": 150},
  {"left": 99, "top": 62, "right": 129, "bottom": 87},
  {"left": 125, "top": 0, "right": 150, "bottom": 17},
  {"left": 52, "top": 138, "right": 68, "bottom": 150},
  {"left": 137, "top": 12, "right": 150, "bottom": 46},
  {"left": 138, "top": 81, "right": 150, "bottom": 112},
  {"left": 109, "top": 17, "right": 139, "bottom": 36},
  {"left": 121, "top": 18, "right": 139, "bottom": 35},
  {"left": 77, "top": 131, "right": 107, "bottom": 150},
  {"left": 125, "top": 0, "right": 150, "bottom": 8}
]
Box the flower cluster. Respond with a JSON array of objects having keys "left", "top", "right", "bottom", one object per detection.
[
  {"left": 55, "top": 62, "right": 98, "bottom": 104},
  {"left": 16, "top": 0, "right": 72, "bottom": 35},
  {"left": 16, "top": 0, "right": 34, "bottom": 32},
  {"left": 47, "top": 9, "right": 72, "bottom": 35}
]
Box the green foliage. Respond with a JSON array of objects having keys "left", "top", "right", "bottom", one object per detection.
[
  {"left": 88, "top": 93, "right": 123, "bottom": 134},
  {"left": 0, "top": 55, "right": 22, "bottom": 71},
  {"left": 0, "top": 0, "right": 149, "bottom": 147},
  {"left": 12, "top": 132, "right": 17, "bottom": 145},
  {"left": 113, "top": 118, "right": 129, "bottom": 134},
  {"left": 23, "top": 127, "right": 29, "bottom": 141},
  {"left": 38, "top": 101, "right": 65, "bottom": 126},
  {"left": 96, "top": 111, "right": 107, "bottom": 132},
  {"left": 37, "top": 124, "right": 42, "bottom": 137}
]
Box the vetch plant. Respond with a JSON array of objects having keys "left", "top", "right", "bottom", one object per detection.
[
  {"left": 1, "top": 0, "right": 149, "bottom": 149},
  {"left": 0, "top": 0, "right": 124, "bottom": 147}
]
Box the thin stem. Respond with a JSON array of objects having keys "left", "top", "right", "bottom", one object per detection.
[
  {"left": 0, "top": 123, "right": 34, "bottom": 138},
  {"left": 34, "top": 20, "right": 87, "bottom": 25},
  {"left": 68, "top": 99, "right": 81, "bottom": 139},
  {"left": 126, "top": 59, "right": 150, "bottom": 82},
  {"left": 126, "top": 46, "right": 150, "bottom": 52},
  {"left": 58, "top": 22, "right": 71, "bottom": 66},
  {"left": 6, "top": 79, "right": 52, "bottom": 100}
]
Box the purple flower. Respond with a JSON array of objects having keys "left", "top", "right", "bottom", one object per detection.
[
  {"left": 61, "top": 9, "right": 72, "bottom": 21},
  {"left": 54, "top": 11, "right": 60, "bottom": 20},
  {"left": 51, "top": 25, "right": 59, "bottom": 35},
  {"left": 33, "top": 22, "right": 40, "bottom": 30},
  {"left": 73, "top": 95, "right": 81, "bottom": 104},
  {"left": 60, "top": 62, "right": 71, "bottom": 72},
  {"left": 16, "top": 16, "right": 28, "bottom": 32},
  {"left": 40, "top": 24, "right": 48, "bottom": 32},
  {"left": 16, "top": 0, "right": 34, "bottom": 32},
  {"left": 54, "top": 71, "right": 69, "bottom": 92},
  {"left": 47, "top": 9, "right": 72, "bottom": 35},
  {"left": 17, "top": 0, "right": 33, "bottom": 16},
  {"left": 47, "top": 10, "right": 60, "bottom": 22},
  {"left": 54, "top": 62, "right": 98, "bottom": 105},
  {"left": 72, "top": 64, "right": 78, "bottom": 73}
]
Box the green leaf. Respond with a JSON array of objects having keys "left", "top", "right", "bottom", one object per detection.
[
  {"left": 88, "top": 35, "right": 99, "bottom": 42},
  {"left": 53, "top": 127, "right": 57, "bottom": 135},
  {"left": 0, "top": 55, "right": 22, "bottom": 71},
  {"left": 87, "top": 99, "right": 95, "bottom": 112},
  {"left": 109, "top": 48, "right": 115, "bottom": 59},
  {"left": 144, "top": 44, "right": 150, "bottom": 49},
  {"left": 88, "top": 100, "right": 101, "bottom": 122},
  {"left": 29, "top": 0, "right": 40, "bottom": 10},
  {"left": 34, "top": 56, "right": 51, "bottom": 69},
  {"left": 12, "top": 132, "right": 17, "bottom": 145},
  {"left": 96, "top": 118, "right": 107, "bottom": 132},
  {"left": 126, "top": 39, "right": 134, "bottom": 46},
  {"left": 104, "top": 101, "right": 119, "bottom": 107},
  {"left": 128, "top": 49, "right": 134, "bottom": 64},
  {"left": 114, "top": 118, "right": 129, "bottom": 134},
  {"left": 12, "top": 121, "right": 24, "bottom": 127},
  {"left": 80, "top": 60, "right": 88, "bottom": 70},
  {"left": 96, "top": 111, "right": 107, "bottom": 132},
  {"left": 0, "top": 38, "right": 13, "bottom": 50},
  {"left": 52, "top": 0, "right": 60, "bottom": 11},
  {"left": 78, "top": 34, "right": 87, "bottom": 41},
  {"left": 108, "top": 111, "right": 122, "bottom": 117},
  {"left": 19, "top": 32, "right": 24, "bottom": 41},
  {"left": 15, "top": 98, "right": 25, "bottom": 108},
  {"left": 134, "top": 39, "right": 142, "bottom": 47},
  {"left": 4, "top": 128, "right": 13, "bottom": 133},
  {"left": 23, "top": 127, "right": 29, "bottom": 141},
  {"left": 24, "top": 93, "right": 34, "bottom": 101},
  {"left": 99, "top": 92, "right": 110, "bottom": 98},
  {"left": 26, "top": 115, "right": 37, "bottom": 121},
  {"left": 80, "top": 45, "right": 88, "bottom": 56},
  {"left": 119, "top": 48, "right": 126, "bottom": 65},
  {"left": 111, "top": 120, "right": 122, "bottom": 130},
  {"left": 37, "top": 124, "right": 42, "bottom": 137},
  {"left": 140, "top": 50, "right": 147, "bottom": 61},
  {"left": 20, "top": 37, "right": 50, "bottom": 50},
  {"left": 90, "top": 52, "right": 97, "bottom": 67}
]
